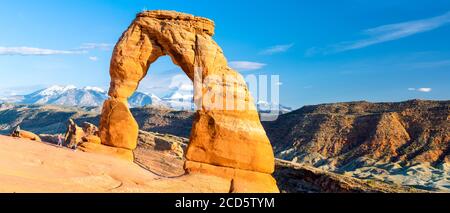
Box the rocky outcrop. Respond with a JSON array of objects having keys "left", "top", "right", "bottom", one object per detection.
[
  {"left": 94, "top": 10, "right": 277, "bottom": 192},
  {"left": 65, "top": 119, "right": 102, "bottom": 149},
  {"left": 274, "top": 159, "right": 424, "bottom": 193},
  {"left": 138, "top": 130, "right": 187, "bottom": 159},
  {"left": 263, "top": 99, "right": 450, "bottom": 192},
  {"left": 263, "top": 100, "right": 449, "bottom": 168},
  {"left": 78, "top": 118, "right": 131, "bottom": 160},
  {"left": 65, "top": 119, "right": 84, "bottom": 148},
  {"left": 10, "top": 126, "right": 41, "bottom": 142},
  {"left": 82, "top": 122, "right": 99, "bottom": 137},
  {"left": 132, "top": 106, "right": 194, "bottom": 138}
]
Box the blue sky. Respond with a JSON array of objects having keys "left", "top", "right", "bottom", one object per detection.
[{"left": 0, "top": 0, "right": 449, "bottom": 108}]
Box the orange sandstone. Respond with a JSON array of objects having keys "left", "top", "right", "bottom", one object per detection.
[
  {"left": 94, "top": 10, "right": 278, "bottom": 192},
  {"left": 13, "top": 130, "right": 42, "bottom": 142}
]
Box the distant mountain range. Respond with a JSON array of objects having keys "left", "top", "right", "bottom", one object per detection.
[
  {"left": 0, "top": 85, "right": 191, "bottom": 109},
  {"left": 0, "top": 85, "right": 292, "bottom": 112},
  {"left": 0, "top": 85, "right": 109, "bottom": 107}
]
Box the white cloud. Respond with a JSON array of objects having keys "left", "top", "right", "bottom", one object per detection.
[
  {"left": 79, "top": 43, "right": 113, "bottom": 51},
  {"left": 0, "top": 42, "right": 112, "bottom": 56},
  {"left": 168, "top": 74, "right": 193, "bottom": 90},
  {"left": 0, "top": 47, "right": 85, "bottom": 56},
  {"left": 260, "top": 44, "right": 294, "bottom": 55},
  {"left": 89, "top": 56, "right": 99, "bottom": 61},
  {"left": 417, "top": 88, "right": 432, "bottom": 92},
  {"left": 309, "top": 11, "right": 450, "bottom": 55},
  {"left": 408, "top": 87, "right": 432, "bottom": 92},
  {"left": 229, "top": 61, "right": 267, "bottom": 71}
]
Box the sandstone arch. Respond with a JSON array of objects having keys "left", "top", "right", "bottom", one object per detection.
[{"left": 90, "top": 10, "right": 278, "bottom": 192}]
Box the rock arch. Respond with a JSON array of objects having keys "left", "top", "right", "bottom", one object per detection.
[{"left": 87, "top": 10, "right": 278, "bottom": 192}]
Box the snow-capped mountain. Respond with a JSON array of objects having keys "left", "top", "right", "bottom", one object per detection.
[
  {"left": 161, "top": 84, "right": 195, "bottom": 110},
  {"left": 0, "top": 85, "right": 292, "bottom": 112},
  {"left": 256, "top": 101, "right": 292, "bottom": 114},
  {"left": 0, "top": 85, "right": 160, "bottom": 107},
  {"left": 128, "top": 92, "right": 164, "bottom": 108},
  {"left": 1, "top": 85, "right": 108, "bottom": 106}
]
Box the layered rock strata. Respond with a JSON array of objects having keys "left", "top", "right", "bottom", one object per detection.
[{"left": 94, "top": 10, "right": 278, "bottom": 192}]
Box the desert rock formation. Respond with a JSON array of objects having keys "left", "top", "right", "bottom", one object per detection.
[
  {"left": 65, "top": 119, "right": 84, "bottom": 148},
  {"left": 82, "top": 122, "right": 99, "bottom": 137},
  {"left": 274, "top": 159, "right": 424, "bottom": 193},
  {"left": 65, "top": 119, "right": 103, "bottom": 151},
  {"left": 93, "top": 10, "right": 278, "bottom": 192},
  {"left": 264, "top": 100, "right": 450, "bottom": 191},
  {"left": 264, "top": 100, "right": 450, "bottom": 167},
  {"left": 10, "top": 126, "right": 41, "bottom": 142}
]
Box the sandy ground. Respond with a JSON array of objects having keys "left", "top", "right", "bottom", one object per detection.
[{"left": 0, "top": 135, "right": 231, "bottom": 193}]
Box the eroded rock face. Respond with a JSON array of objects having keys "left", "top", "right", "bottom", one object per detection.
[
  {"left": 97, "top": 10, "right": 278, "bottom": 192},
  {"left": 65, "top": 119, "right": 102, "bottom": 149},
  {"left": 264, "top": 100, "right": 450, "bottom": 167},
  {"left": 65, "top": 119, "right": 84, "bottom": 148},
  {"left": 99, "top": 99, "right": 138, "bottom": 150},
  {"left": 82, "top": 122, "right": 99, "bottom": 137}
]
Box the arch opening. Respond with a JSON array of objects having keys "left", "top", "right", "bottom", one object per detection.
[{"left": 134, "top": 55, "right": 195, "bottom": 111}]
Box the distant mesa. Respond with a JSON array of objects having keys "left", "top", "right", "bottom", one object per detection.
[
  {"left": 264, "top": 99, "right": 450, "bottom": 167},
  {"left": 264, "top": 99, "right": 450, "bottom": 192}
]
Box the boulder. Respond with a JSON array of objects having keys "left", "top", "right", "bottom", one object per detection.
[
  {"left": 64, "top": 119, "right": 84, "bottom": 148},
  {"left": 12, "top": 130, "right": 41, "bottom": 142},
  {"left": 81, "top": 122, "right": 101, "bottom": 144},
  {"left": 82, "top": 122, "right": 99, "bottom": 137},
  {"left": 39, "top": 134, "right": 59, "bottom": 144},
  {"left": 10, "top": 125, "right": 41, "bottom": 142},
  {"left": 153, "top": 137, "right": 184, "bottom": 159},
  {"left": 154, "top": 138, "right": 174, "bottom": 151},
  {"left": 82, "top": 135, "right": 101, "bottom": 144}
]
